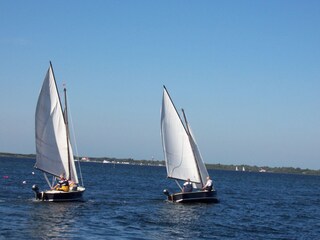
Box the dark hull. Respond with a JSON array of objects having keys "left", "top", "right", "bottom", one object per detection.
[
  {"left": 167, "top": 190, "right": 219, "bottom": 203},
  {"left": 33, "top": 187, "right": 85, "bottom": 202}
]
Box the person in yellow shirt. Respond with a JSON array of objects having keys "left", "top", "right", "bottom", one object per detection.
[{"left": 52, "top": 174, "right": 69, "bottom": 192}]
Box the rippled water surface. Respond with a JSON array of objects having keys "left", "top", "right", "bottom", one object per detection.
[{"left": 1, "top": 157, "right": 319, "bottom": 239}]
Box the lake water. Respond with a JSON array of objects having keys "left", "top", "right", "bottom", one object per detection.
[{"left": 1, "top": 157, "right": 319, "bottom": 239}]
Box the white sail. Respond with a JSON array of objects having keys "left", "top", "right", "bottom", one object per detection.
[
  {"left": 35, "top": 64, "right": 79, "bottom": 183},
  {"left": 188, "top": 124, "right": 210, "bottom": 188},
  {"left": 161, "top": 87, "right": 201, "bottom": 183}
]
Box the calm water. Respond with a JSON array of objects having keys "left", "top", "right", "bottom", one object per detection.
[{"left": 1, "top": 157, "right": 319, "bottom": 239}]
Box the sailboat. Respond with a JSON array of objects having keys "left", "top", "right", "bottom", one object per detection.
[
  {"left": 161, "top": 86, "right": 218, "bottom": 203},
  {"left": 32, "top": 62, "right": 85, "bottom": 202}
]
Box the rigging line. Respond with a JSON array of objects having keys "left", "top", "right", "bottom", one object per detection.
[
  {"left": 67, "top": 96, "right": 84, "bottom": 187},
  {"left": 44, "top": 172, "right": 52, "bottom": 188},
  {"left": 52, "top": 176, "right": 56, "bottom": 187},
  {"left": 175, "top": 179, "right": 183, "bottom": 191}
]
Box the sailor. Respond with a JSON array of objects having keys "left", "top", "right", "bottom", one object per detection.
[
  {"left": 182, "top": 178, "right": 193, "bottom": 193},
  {"left": 202, "top": 176, "right": 213, "bottom": 191},
  {"left": 53, "top": 174, "right": 69, "bottom": 192}
]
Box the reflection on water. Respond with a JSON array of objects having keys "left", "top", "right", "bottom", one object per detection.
[
  {"left": 152, "top": 201, "right": 217, "bottom": 239},
  {"left": 160, "top": 202, "right": 204, "bottom": 224},
  {"left": 28, "top": 201, "right": 83, "bottom": 239}
]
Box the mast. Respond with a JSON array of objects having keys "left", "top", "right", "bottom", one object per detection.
[
  {"left": 181, "top": 108, "right": 203, "bottom": 187},
  {"left": 64, "top": 87, "right": 71, "bottom": 181}
]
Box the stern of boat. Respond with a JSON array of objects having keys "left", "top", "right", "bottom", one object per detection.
[
  {"left": 32, "top": 184, "right": 42, "bottom": 200},
  {"left": 163, "top": 189, "right": 173, "bottom": 201}
]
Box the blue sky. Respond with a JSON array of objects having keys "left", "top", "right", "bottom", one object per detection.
[{"left": 0, "top": 1, "right": 319, "bottom": 169}]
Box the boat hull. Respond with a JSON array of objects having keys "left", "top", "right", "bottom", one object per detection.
[
  {"left": 33, "top": 186, "right": 85, "bottom": 202},
  {"left": 166, "top": 190, "right": 219, "bottom": 203}
]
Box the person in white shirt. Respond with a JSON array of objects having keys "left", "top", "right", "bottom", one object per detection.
[
  {"left": 182, "top": 178, "right": 193, "bottom": 193},
  {"left": 202, "top": 176, "right": 213, "bottom": 191}
]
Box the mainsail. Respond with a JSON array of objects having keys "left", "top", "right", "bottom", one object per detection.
[
  {"left": 161, "top": 87, "right": 202, "bottom": 184},
  {"left": 35, "top": 63, "right": 79, "bottom": 183}
]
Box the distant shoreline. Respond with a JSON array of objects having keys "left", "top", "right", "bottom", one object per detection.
[{"left": 1, "top": 151, "right": 319, "bottom": 175}]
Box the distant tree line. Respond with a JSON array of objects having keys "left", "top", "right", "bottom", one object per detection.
[{"left": 1, "top": 152, "right": 319, "bottom": 175}]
